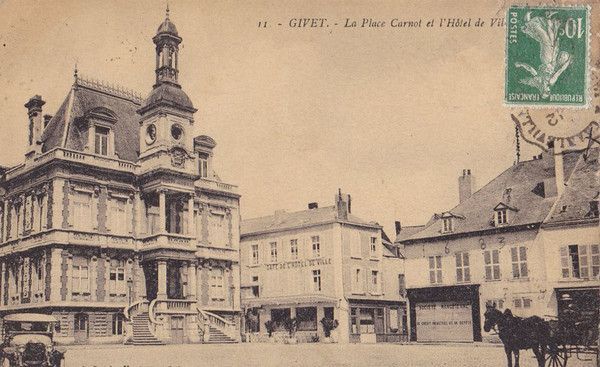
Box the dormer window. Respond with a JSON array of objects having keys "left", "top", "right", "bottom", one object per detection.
[
  {"left": 495, "top": 208, "right": 508, "bottom": 226},
  {"left": 84, "top": 107, "right": 117, "bottom": 157},
  {"left": 198, "top": 153, "right": 208, "bottom": 178},
  {"left": 94, "top": 126, "right": 110, "bottom": 156},
  {"left": 493, "top": 203, "right": 517, "bottom": 227},
  {"left": 442, "top": 217, "right": 453, "bottom": 233},
  {"left": 440, "top": 211, "right": 463, "bottom": 234}
]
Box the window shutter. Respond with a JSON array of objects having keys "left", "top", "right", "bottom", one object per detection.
[
  {"left": 560, "top": 246, "right": 570, "bottom": 278},
  {"left": 591, "top": 245, "right": 600, "bottom": 277},
  {"left": 579, "top": 245, "right": 589, "bottom": 278}
]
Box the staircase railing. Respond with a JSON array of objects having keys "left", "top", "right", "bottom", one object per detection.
[
  {"left": 124, "top": 299, "right": 148, "bottom": 321},
  {"left": 197, "top": 307, "right": 238, "bottom": 341}
]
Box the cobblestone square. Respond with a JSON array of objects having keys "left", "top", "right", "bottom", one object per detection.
[{"left": 65, "top": 343, "right": 597, "bottom": 367}]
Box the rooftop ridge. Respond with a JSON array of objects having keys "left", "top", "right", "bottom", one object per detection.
[{"left": 76, "top": 74, "right": 144, "bottom": 104}]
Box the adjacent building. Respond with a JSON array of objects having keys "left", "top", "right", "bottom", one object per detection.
[
  {"left": 396, "top": 147, "right": 599, "bottom": 343},
  {"left": 240, "top": 192, "right": 407, "bottom": 343},
  {"left": 0, "top": 11, "right": 242, "bottom": 344}
]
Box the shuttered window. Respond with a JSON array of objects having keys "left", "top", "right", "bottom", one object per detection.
[
  {"left": 511, "top": 246, "right": 528, "bottom": 278},
  {"left": 484, "top": 249, "right": 501, "bottom": 280},
  {"left": 429, "top": 255, "right": 443, "bottom": 284},
  {"left": 560, "top": 244, "right": 600, "bottom": 279},
  {"left": 455, "top": 252, "right": 470, "bottom": 283}
]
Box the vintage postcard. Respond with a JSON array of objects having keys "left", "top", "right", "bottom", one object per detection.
[{"left": 0, "top": 0, "right": 597, "bottom": 366}]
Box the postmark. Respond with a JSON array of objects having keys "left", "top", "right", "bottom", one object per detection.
[
  {"left": 510, "top": 58, "right": 599, "bottom": 153},
  {"left": 505, "top": 5, "right": 590, "bottom": 107}
]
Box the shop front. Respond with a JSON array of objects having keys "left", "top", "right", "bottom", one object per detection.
[
  {"left": 407, "top": 285, "right": 481, "bottom": 342},
  {"left": 555, "top": 286, "right": 599, "bottom": 317},
  {"left": 243, "top": 296, "right": 338, "bottom": 343},
  {"left": 348, "top": 300, "right": 408, "bottom": 343}
]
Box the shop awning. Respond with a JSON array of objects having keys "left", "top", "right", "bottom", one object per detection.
[{"left": 243, "top": 295, "right": 338, "bottom": 308}]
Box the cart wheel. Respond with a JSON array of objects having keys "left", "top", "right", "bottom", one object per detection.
[{"left": 545, "top": 346, "right": 568, "bottom": 367}]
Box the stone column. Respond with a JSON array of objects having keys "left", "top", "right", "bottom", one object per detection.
[
  {"left": 187, "top": 194, "right": 195, "bottom": 237},
  {"left": 134, "top": 193, "right": 143, "bottom": 237},
  {"left": 2, "top": 200, "right": 8, "bottom": 242},
  {"left": 0, "top": 262, "right": 5, "bottom": 306},
  {"left": 187, "top": 261, "right": 197, "bottom": 300},
  {"left": 157, "top": 260, "right": 167, "bottom": 299},
  {"left": 158, "top": 190, "right": 166, "bottom": 233}
]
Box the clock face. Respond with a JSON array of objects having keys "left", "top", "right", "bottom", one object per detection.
[
  {"left": 171, "top": 124, "right": 183, "bottom": 140},
  {"left": 145, "top": 124, "right": 157, "bottom": 145}
]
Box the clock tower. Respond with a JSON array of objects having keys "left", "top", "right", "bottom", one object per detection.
[{"left": 138, "top": 7, "right": 197, "bottom": 176}]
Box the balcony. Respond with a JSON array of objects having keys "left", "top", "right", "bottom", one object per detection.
[
  {"left": 151, "top": 298, "right": 197, "bottom": 315},
  {"left": 140, "top": 233, "right": 195, "bottom": 252},
  {"left": 195, "top": 178, "right": 239, "bottom": 196},
  {"left": 5, "top": 148, "right": 138, "bottom": 181},
  {"left": 195, "top": 245, "right": 239, "bottom": 262},
  {"left": 0, "top": 229, "right": 136, "bottom": 256}
]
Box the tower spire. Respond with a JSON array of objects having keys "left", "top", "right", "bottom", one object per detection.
[{"left": 153, "top": 4, "right": 181, "bottom": 86}]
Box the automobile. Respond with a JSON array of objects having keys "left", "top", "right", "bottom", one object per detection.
[{"left": 0, "top": 314, "right": 66, "bottom": 367}]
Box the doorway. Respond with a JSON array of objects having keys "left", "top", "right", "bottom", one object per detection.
[
  {"left": 170, "top": 316, "right": 185, "bottom": 344},
  {"left": 74, "top": 313, "right": 89, "bottom": 343}
]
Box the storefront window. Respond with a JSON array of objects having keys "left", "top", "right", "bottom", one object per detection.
[
  {"left": 270, "top": 308, "right": 290, "bottom": 331},
  {"left": 359, "top": 308, "right": 375, "bottom": 333},
  {"left": 350, "top": 308, "right": 359, "bottom": 334},
  {"left": 389, "top": 308, "right": 399, "bottom": 333},
  {"left": 296, "top": 307, "right": 317, "bottom": 331}
]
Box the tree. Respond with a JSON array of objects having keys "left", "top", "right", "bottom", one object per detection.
[
  {"left": 320, "top": 317, "right": 339, "bottom": 338},
  {"left": 283, "top": 317, "right": 298, "bottom": 338}
]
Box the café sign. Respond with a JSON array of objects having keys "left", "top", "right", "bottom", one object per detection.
[{"left": 265, "top": 257, "right": 332, "bottom": 270}]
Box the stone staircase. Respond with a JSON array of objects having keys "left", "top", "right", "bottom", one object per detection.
[
  {"left": 125, "top": 312, "right": 165, "bottom": 345},
  {"left": 205, "top": 326, "right": 237, "bottom": 344}
]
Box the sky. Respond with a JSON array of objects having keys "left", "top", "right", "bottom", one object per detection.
[{"left": 0, "top": 0, "right": 548, "bottom": 235}]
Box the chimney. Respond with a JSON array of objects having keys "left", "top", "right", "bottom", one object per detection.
[
  {"left": 335, "top": 189, "right": 349, "bottom": 220},
  {"left": 553, "top": 145, "right": 565, "bottom": 197},
  {"left": 543, "top": 141, "right": 565, "bottom": 196},
  {"left": 308, "top": 202, "right": 318, "bottom": 210},
  {"left": 395, "top": 220, "right": 402, "bottom": 235},
  {"left": 458, "top": 169, "right": 474, "bottom": 203},
  {"left": 43, "top": 114, "right": 53, "bottom": 128},
  {"left": 24, "top": 95, "right": 46, "bottom": 156}
]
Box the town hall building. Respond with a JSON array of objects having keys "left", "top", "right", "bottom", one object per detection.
[{"left": 0, "top": 10, "right": 241, "bottom": 345}]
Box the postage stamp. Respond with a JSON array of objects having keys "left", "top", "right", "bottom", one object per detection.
[{"left": 505, "top": 5, "right": 590, "bottom": 107}]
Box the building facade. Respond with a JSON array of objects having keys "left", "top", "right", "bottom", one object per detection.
[
  {"left": 0, "top": 12, "right": 242, "bottom": 345},
  {"left": 240, "top": 192, "right": 407, "bottom": 343},
  {"left": 396, "top": 147, "right": 599, "bottom": 343}
]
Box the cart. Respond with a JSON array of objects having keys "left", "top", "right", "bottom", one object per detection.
[{"left": 545, "top": 308, "right": 599, "bottom": 367}]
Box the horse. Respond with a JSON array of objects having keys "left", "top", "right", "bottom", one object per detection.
[{"left": 483, "top": 303, "right": 550, "bottom": 367}]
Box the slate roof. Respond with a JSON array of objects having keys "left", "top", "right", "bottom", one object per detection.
[
  {"left": 394, "top": 225, "right": 426, "bottom": 243},
  {"left": 400, "top": 151, "right": 581, "bottom": 242},
  {"left": 141, "top": 83, "right": 195, "bottom": 113},
  {"left": 545, "top": 148, "right": 600, "bottom": 225},
  {"left": 241, "top": 205, "right": 380, "bottom": 236},
  {"left": 40, "top": 79, "right": 143, "bottom": 163}
]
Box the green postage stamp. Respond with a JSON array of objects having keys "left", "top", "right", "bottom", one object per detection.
[{"left": 505, "top": 5, "right": 590, "bottom": 107}]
